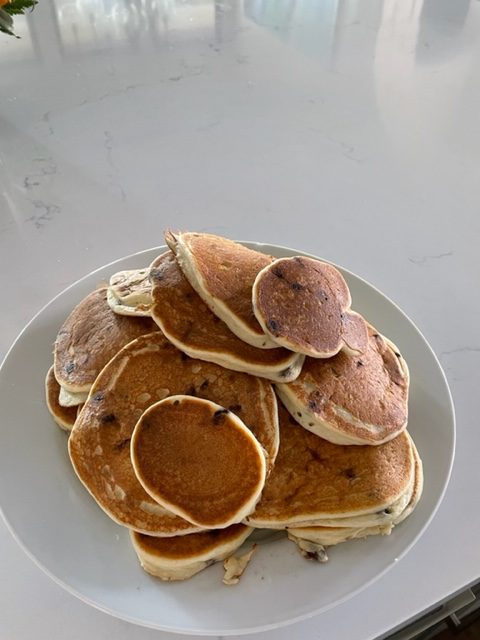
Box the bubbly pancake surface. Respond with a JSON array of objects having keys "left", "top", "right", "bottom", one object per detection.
[
  {"left": 276, "top": 327, "right": 409, "bottom": 445},
  {"left": 131, "top": 396, "right": 266, "bottom": 528},
  {"left": 245, "top": 404, "right": 414, "bottom": 528},
  {"left": 149, "top": 251, "right": 303, "bottom": 381},
  {"left": 45, "top": 366, "right": 79, "bottom": 431},
  {"left": 252, "top": 256, "right": 368, "bottom": 357},
  {"left": 69, "top": 332, "right": 279, "bottom": 534},
  {"left": 166, "top": 231, "right": 277, "bottom": 348},
  {"left": 54, "top": 288, "right": 157, "bottom": 392}
]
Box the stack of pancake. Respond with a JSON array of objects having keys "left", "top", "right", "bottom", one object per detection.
[{"left": 46, "top": 231, "right": 423, "bottom": 583}]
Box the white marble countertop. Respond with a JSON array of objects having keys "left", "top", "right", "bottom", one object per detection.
[{"left": 1, "top": 0, "right": 479, "bottom": 638}]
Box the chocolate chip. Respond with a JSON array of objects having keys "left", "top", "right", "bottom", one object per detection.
[
  {"left": 185, "top": 385, "right": 196, "bottom": 396},
  {"left": 213, "top": 408, "right": 229, "bottom": 425},
  {"left": 65, "top": 362, "right": 75, "bottom": 374},
  {"left": 357, "top": 360, "right": 364, "bottom": 367},
  {"left": 395, "top": 352, "right": 402, "bottom": 358},
  {"left": 308, "top": 400, "right": 317, "bottom": 411},
  {"left": 296, "top": 412, "right": 302, "bottom": 417},
  {"left": 272, "top": 267, "right": 284, "bottom": 278},
  {"left": 291, "top": 282, "right": 304, "bottom": 291},
  {"left": 150, "top": 268, "right": 163, "bottom": 281},
  {"left": 173, "top": 399, "right": 180, "bottom": 406},
  {"left": 307, "top": 447, "right": 323, "bottom": 463},
  {"left": 308, "top": 422, "right": 314, "bottom": 427},
  {"left": 343, "top": 467, "right": 356, "bottom": 479},
  {"left": 267, "top": 318, "right": 280, "bottom": 334},
  {"left": 200, "top": 380, "right": 209, "bottom": 390},
  {"left": 93, "top": 392, "right": 104, "bottom": 402},
  {"left": 101, "top": 413, "right": 116, "bottom": 423}
]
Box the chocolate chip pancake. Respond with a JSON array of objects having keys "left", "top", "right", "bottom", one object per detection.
[
  {"left": 54, "top": 287, "right": 157, "bottom": 394},
  {"left": 131, "top": 396, "right": 266, "bottom": 528},
  {"left": 245, "top": 403, "right": 415, "bottom": 529},
  {"left": 287, "top": 438, "right": 423, "bottom": 548},
  {"left": 275, "top": 326, "right": 409, "bottom": 445},
  {"left": 149, "top": 252, "right": 304, "bottom": 382},
  {"left": 107, "top": 268, "right": 152, "bottom": 317},
  {"left": 165, "top": 231, "right": 278, "bottom": 348},
  {"left": 130, "top": 524, "right": 253, "bottom": 581},
  {"left": 45, "top": 366, "right": 81, "bottom": 431},
  {"left": 252, "top": 256, "right": 368, "bottom": 358},
  {"left": 68, "top": 332, "right": 279, "bottom": 535}
]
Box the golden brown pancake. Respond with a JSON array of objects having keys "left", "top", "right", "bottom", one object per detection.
[
  {"left": 252, "top": 257, "right": 368, "bottom": 358},
  {"left": 165, "top": 231, "right": 278, "bottom": 349},
  {"left": 45, "top": 366, "right": 81, "bottom": 431},
  {"left": 275, "top": 326, "right": 409, "bottom": 445},
  {"left": 69, "top": 332, "right": 279, "bottom": 535},
  {"left": 245, "top": 404, "right": 414, "bottom": 529},
  {"left": 131, "top": 396, "right": 266, "bottom": 528},
  {"left": 107, "top": 268, "right": 152, "bottom": 317},
  {"left": 130, "top": 524, "right": 253, "bottom": 581},
  {"left": 54, "top": 287, "right": 157, "bottom": 393},
  {"left": 149, "top": 252, "right": 304, "bottom": 382},
  {"left": 287, "top": 437, "right": 423, "bottom": 547}
]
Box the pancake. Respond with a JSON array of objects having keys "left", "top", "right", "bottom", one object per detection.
[
  {"left": 131, "top": 396, "right": 266, "bottom": 528},
  {"left": 54, "top": 287, "right": 157, "bottom": 393},
  {"left": 69, "top": 332, "right": 279, "bottom": 535},
  {"left": 245, "top": 404, "right": 415, "bottom": 529},
  {"left": 275, "top": 326, "right": 409, "bottom": 445},
  {"left": 107, "top": 268, "right": 152, "bottom": 317},
  {"left": 252, "top": 257, "right": 368, "bottom": 358},
  {"left": 45, "top": 366, "right": 81, "bottom": 431},
  {"left": 149, "top": 252, "right": 304, "bottom": 382},
  {"left": 130, "top": 524, "right": 253, "bottom": 581},
  {"left": 287, "top": 439, "right": 423, "bottom": 547},
  {"left": 165, "top": 231, "right": 278, "bottom": 349}
]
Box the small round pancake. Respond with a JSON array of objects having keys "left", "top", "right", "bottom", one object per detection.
[
  {"left": 275, "top": 326, "right": 409, "bottom": 445},
  {"left": 131, "top": 396, "right": 266, "bottom": 528},
  {"left": 107, "top": 268, "right": 152, "bottom": 317},
  {"left": 130, "top": 524, "right": 253, "bottom": 581},
  {"left": 45, "top": 366, "right": 80, "bottom": 431},
  {"left": 149, "top": 252, "right": 304, "bottom": 382},
  {"left": 252, "top": 256, "right": 368, "bottom": 358},
  {"left": 165, "top": 231, "right": 278, "bottom": 349},
  {"left": 245, "top": 404, "right": 414, "bottom": 529},
  {"left": 54, "top": 287, "right": 158, "bottom": 393},
  {"left": 69, "top": 332, "right": 279, "bottom": 535}
]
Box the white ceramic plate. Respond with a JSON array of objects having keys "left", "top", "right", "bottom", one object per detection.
[{"left": 0, "top": 243, "right": 455, "bottom": 636}]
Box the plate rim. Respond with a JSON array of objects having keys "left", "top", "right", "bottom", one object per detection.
[{"left": 0, "top": 241, "right": 456, "bottom": 636}]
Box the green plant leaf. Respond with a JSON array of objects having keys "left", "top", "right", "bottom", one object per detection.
[
  {"left": 0, "top": 7, "right": 16, "bottom": 35},
  {"left": 3, "top": 0, "right": 38, "bottom": 16}
]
